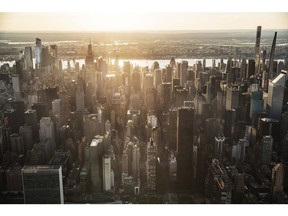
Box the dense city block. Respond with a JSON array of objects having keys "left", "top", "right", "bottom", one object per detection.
[{"left": 0, "top": 27, "right": 288, "bottom": 204}]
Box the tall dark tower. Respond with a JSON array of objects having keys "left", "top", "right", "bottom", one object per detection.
[
  {"left": 176, "top": 106, "right": 194, "bottom": 191},
  {"left": 262, "top": 50, "right": 267, "bottom": 68},
  {"left": 85, "top": 41, "right": 94, "bottom": 67},
  {"left": 268, "top": 32, "right": 277, "bottom": 79},
  {"left": 255, "top": 26, "right": 262, "bottom": 75}
]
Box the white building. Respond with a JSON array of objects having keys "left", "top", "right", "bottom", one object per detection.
[{"left": 102, "top": 155, "right": 111, "bottom": 191}]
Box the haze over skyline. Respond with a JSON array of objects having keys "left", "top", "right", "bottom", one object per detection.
[{"left": 1, "top": 12, "right": 288, "bottom": 32}]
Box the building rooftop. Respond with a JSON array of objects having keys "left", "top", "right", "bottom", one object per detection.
[
  {"left": 260, "top": 118, "right": 279, "bottom": 123},
  {"left": 90, "top": 137, "right": 103, "bottom": 147},
  {"left": 49, "top": 152, "right": 70, "bottom": 165},
  {"left": 22, "top": 165, "right": 61, "bottom": 173}
]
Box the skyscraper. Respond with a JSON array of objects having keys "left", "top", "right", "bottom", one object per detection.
[
  {"left": 75, "top": 84, "right": 85, "bottom": 112},
  {"left": 22, "top": 165, "right": 64, "bottom": 204},
  {"left": 226, "top": 86, "right": 239, "bottom": 111},
  {"left": 261, "top": 135, "right": 273, "bottom": 165},
  {"left": 19, "top": 125, "right": 33, "bottom": 151},
  {"left": 268, "top": 32, "right": 277, "bottom": 79},
  {"left": 147, "top": 138, "right": 157, "bottom": 192},
  {"left": 177, "top": 106, "right": 194, "bottom": 191},
  {"left": 11, "top": 74, "right": 21, "bottom": 100},
  {"left": 180, "top": 61, "right": 188, "bottom": 87},
  {"left": 39, "top": 117, "right": 55, "bottom": 158},
  {"left": 102, "top": 154, "right": 111, "bottom": 191},
  {"left": 10, "top": 133, "right": 25, "bottom": 155},
  {"left": 250, "top": 84, "right": 264, "bottom": 125},
  {"left": 267, "top": 71, "right": 287, "bottom": 120},
  {"left": 153, "top": 69, "right": 162, "bottom": 90},
  {"left": 50, "top": 44, "right": 58, "bottom": 70},
  {"left": 215, "top": 136, "right": 225, "bottom": 161},
  {"left": 83, "top": 114, "right": 101, "bottom": 142},
  {"left": 255, "top": 26, "right": 262, "bottom": 75},
  {"left": 271, "top": 163, "right": 284, "bottom": 199},
  {"left": 24, "top": 109, "right": 38, "bottom": 141},
  {"left": 24, "top": 47, "right": 33, "bottom": 70},
  {"left": 35, "top": 38, "right": 41, "bottom": 68},
  {"left": 247, "top": 59, "right": 255, "bottom": 79},
  {"left": 132, "top": 143, "right": 140, "bottom": 180},
  {"left": 90, "top": 137, "right": 104, "bottom": 192}
]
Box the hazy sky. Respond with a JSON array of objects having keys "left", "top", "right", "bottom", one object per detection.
[{"left": 0, "top": 12, "right": 288, "bottom": 32}]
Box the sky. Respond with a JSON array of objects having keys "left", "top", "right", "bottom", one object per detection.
[
  {"left": 0, "top": 0, "right": 288, "bottom": 32},
  {"left": 0, "top": 12, "right": 288, "bottom": 32}
]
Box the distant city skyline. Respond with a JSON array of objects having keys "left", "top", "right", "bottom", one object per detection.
[{"left": 0, "top": 12, "right": 288, "bottom": 32}]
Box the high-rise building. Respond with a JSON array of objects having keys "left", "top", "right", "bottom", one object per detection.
[
  {"left": 122, "top": 153, "right": 128, "bottom": 176},
  {"left": 90, "top": 137, "right": 104, "bottom": 192},
  {"left": 83, "top": 114, "right": 101, "bottom": 142},
  {"left": 22, "top": 165, "right": 64, "bottom": 204},
  {"left": 160, "top": 82, "right": 172, "bottom": 111},
  {"left": 153, "top": 69, "right": 162, "bottom": 90},
  {"left": 19, "top": 125, "right": 33, "bottom": 151},
  {"left": 145, "top": 88, "right": 156, "bottom": 111},
  {"left": 10, "top": 133, "right": 25, "bottom": 155},
  {"left": 50, "top": 44, "right": 58, "bottom": 70},
  {"left": 169, "top": 153, "right": 177, "bottom": 182},
  {"left": 11, "top": 74, "right": 21, "bottom": 100},
  {"left": 35, "top": 38, "right": 41, "bottom": 68},
  {"left": 267, "top": 71, "right": 287, "bottom": 120},
  {"left": 168, "top": 108, "right": 177, "bottom": 151},
  {"left": 24, "top": 109, "right": 38, "bottom": 141},
  {"left": 250, "top": 84, "right": 264, "bottom": 125},
  {"left": 268, "top": 32, "right": 277, "bottom": 79},
  {"left": 32, "top": 103, "right": 48, "bottom": 121},
  {"left": 75, "top": 85, "right": 85, "bottom": 112},
  {"left": 132, "top": 144, "right": 140, "bottom": 180},
  {"left": 271, "top": 163, "right": 284, "bottom": 198},
  {"left": 41, "top": 46, "right": 49, "bottom": 69},
  {"left": 215, "top": 136, "right": 225, "bottom": 161},
  {"left": 5, "top": 165, "right": 23, "bottom": 192},
  {"left": 226, "top": 86, "right": 239, "bottom": 111},
  {"left": 240, "top": 59, "right": 247, "bottom": 79},
  {"left": 4, "top": 108, "right": 20, "bottom": 134},
  {"left": 131, "top": 69, "right": 141, "bottom": 93},
  {"left": 255, "top": 26, "right": 262, "bottom": 75},
  {"left": 102, "top": 154, "right": 111, "bottom": 191},
  {"left": 24, "top": 47, "right": 33, "bottom": 70},
  {"left": 261, "top": 135, "right": 273, "bottom": 165},
  {"left": 52, "top": 99, "right": 61, "bottom": 117},
  {"left": 232, "top": 138, "right": 248, "bottom": 161},
  {"left": 39, "top": 117, "right": 55, "bottom": 158},
  {"left": 9, "top": 100, "right": 25, "bottom": 132},
  {"left": 147, "top": 138, "right": 157, "bottom": 192},
  {"left": 205, "top": 159, "right": 232, "bottom": 204},
  {"left": 85, "top": 42, "right": 94, "bottom": 68},
  {"left": 247, "top": 59, "right": 256, "bottom": 79},
  {"left": 177, "top": 106, "right": 194, "bottom": 191},
  {"left": 179, "top": 61, "right": 188, "bottom": 87},
  {"left": 165, "top": 64, "right": 173, "bottom": 83}
]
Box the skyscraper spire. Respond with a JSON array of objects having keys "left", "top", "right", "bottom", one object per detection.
[{"left": 268, "top": 32, "right": 277, "bottom": 79}]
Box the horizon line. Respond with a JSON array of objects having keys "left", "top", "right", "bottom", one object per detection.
[{"left": 1, "top": 28, "right": 288, "bottom": 34}]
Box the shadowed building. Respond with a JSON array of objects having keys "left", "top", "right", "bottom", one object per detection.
[
  {"left": 22, "top": 165, "right": 64, "bottom": 204},
  {"left": 176, "top": 106, "right": 194, "bottom": 192}
]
